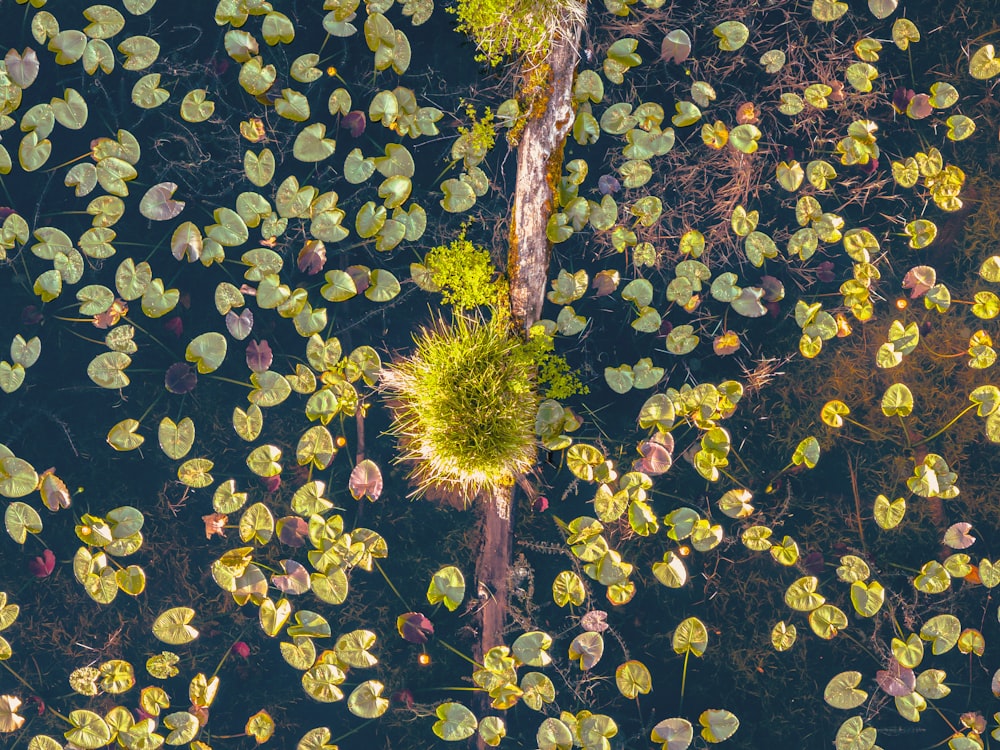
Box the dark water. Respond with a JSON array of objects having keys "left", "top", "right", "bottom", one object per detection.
[{"left": 1, "top": 1, "right": 999, "bottom": 749}]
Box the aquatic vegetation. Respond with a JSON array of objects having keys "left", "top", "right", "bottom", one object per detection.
[
  {"left": 382, "top": 311, "right": 538, "bottom": 498},
  {"left": 449, "top": 0, "right": 586, "bottom": 65},
  {"left": 417, "top": 232, "right": 504, "bottom": 311},
  {"left": 3, "top": 0, "right": 1000, "bottom": 749}
]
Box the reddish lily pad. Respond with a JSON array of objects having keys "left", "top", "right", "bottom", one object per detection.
[
  {"left": 349, "top": 459, "right": 383, "bottom": 501},
  {"left": 396, "top": 612, "right": 434, "bottom": 644}
]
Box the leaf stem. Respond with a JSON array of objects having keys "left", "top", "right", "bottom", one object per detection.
[
  {"left": 1, "top": 660, "right": 36, "bottom": 694},
  {"left": 897, "top": 415, "right": 911, "bottom": 450},
  {"left": 843, "top": 416, "right": 894, "bottom": 442},
  {"left": 205, "top": 375, "right": 253, "bottom": 388},
  {"left": 122, "top": 316, "right": 177, "bottom": 358},
  {"left": 0, "top": 662, "right": 71, "bottom": 723},
  {"left": 43, "top": 152, "right": 90, "bottom": 172},
  {"left": 913, "top": 403, "right": 977, "bottom": 447},
  {"left": 373, "top": 560, "right": 411, "bottom": 610},
  {"left": 679, "top": 649, "right": 689, "bottom": 713},
  {"left": 846, "top": 454, "right": 867, "bottom": 556},
  {"left": 211, "top": 627, "right": 249, "bottom": 679},
  {"left": 330, "top": 718, "right": 377, "bottom": 746},
  {"left": 436, "top": 638, "right": 483, "bottom": 669}
]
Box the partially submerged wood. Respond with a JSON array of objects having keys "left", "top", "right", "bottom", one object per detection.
[
  {"left": 471, "top": 18, "right": 584, "bottom": 739},
  {"left": 508, "top": 27, "right": 584, "bottom": 332}
]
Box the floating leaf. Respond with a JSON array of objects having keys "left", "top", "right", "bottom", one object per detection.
[
  {"left": 348, "top": 681, "right": 389, "bottom": 719},
  {"left": 6, "top": 48, "right": 39, "bottom": 88},
  {"left": 713, "top": 21, "right": 748, "bottom": 51},
  {"left": 874, "top": 494, "right": 906, "bottom": 529},
  {"left": 433, "top": 703, "right": 477, "bottom": 741},
  {"left": 823, "top": 671, "right": 868, "bottom": 710},
  {"left": 65, "top": 710, "right": 112, "bottom": 749},
  {"left": 88, "top": 351, "right": 131, "bottom": 388},
  {"left": 349, "top": 460, "right": 383, "bottom": 501},
  {"left": 791, "top": 436, "right": 820, "bottom": 469},
  {"left": 729, "top": 124, "right": 761, "bottom": 153},
  {"left": 132, "top": 72, "right": 169, "bottom": 109},
  {"left": 427, "top": 566, "right": 465, "bottom": 611},
  {"left": 186, "top": 332, "right": 228, "bottom": 374},
  {"left": 552, "top": 570, "right": 586, "bottom": 607},
  {"left": 892, "top": 18, "right": 920, "bottom": 50},
  {"left": 881, "top": 383, "right": 914, "bottom": 417},
  {"left": 672, "top": 617, "right": 708, "bottom": 656},
  {"left": 850, "top": 580, "right": 885, "bottom": 617},
  {"left": 178, "top": 458, "right": 214, "bottom": 488},
  {"left": 946, "top": 114, "right": 975, "bottom": 141},
  {"left": 152, "top": 607, "right": 198, "bottom": 645},
  {"left": 158, "top": 417, "right": 195, "bottom": 460},
  {"left": 970, "top": 44, "right": 1000, "bottom": 80},
  {"left": 809, "top": 603, "right": 848, "bottom": 639},
  {"left": 699, "top": 709, "right": 739, "bottom": 743},
  {"left": 140, "top": 183, "right": 185, "bottom": 221},
  {"left": 834, "top": 717, "right": 875, "bottom": 750},
  {"left": 660, "top": 30, "right": 691, "bottom": 64},
  {"left": 5, "top": 501, "right": 42, "bottom": 544},
  {"left": 294, "top": 123, "right": 336, "bottom": 162},
  {"left": 760, "top": 49, "right": 785, "bottom": 73},
  {"left": 771, "top": 621, "right": 796, "bottom": 652},
  {"left": 921, "top": 613, "right": 960, "bottom": 654},
  {"left": 178, "top": 89, "right": 215, "bottom": 123},
  {"left": 812, "top": 0, "right": 848, "bottom": 21},
  {"left": 944, "top": 522, "right": 976, "bottom": 549},
  {"left": 118, "top": 35, "right": 160, "bottom": 70},
  {"left": 397, "top": 612, "right": 434, "bottom": 644},
  {"left": 615, "top": 660, "right": 652, "bottom": 698},
  {"left": 108, "top": 419, "right": 145, "bottom": 451},
  {"left": 568, "top": 631, "right": 604, "bottom": 670}
]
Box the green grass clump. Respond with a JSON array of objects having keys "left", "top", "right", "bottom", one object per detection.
[
  {"left": 381, "top": 311, "right": 538, "bottom": 498},
  {"left": 448, "top": 0, "right": 585, "bottom": 66}
]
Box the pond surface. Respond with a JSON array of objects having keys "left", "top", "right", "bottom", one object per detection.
[{"left": 2, "top": 1, "right": 1000, "bottom": 749}]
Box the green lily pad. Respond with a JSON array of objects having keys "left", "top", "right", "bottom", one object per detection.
[
  {"left": 186, "top": 332, "right": 227, "bottom": 374},
  {"left": 440, "top": 179, "right": 476, "bottom": 213},
  {"left": 118, "top": 35, "right": 160, "bottom": 70},
  {"left": 65, "top": 710, "right": 113, "bottom": 750},
  {"left": 713, "top": 21, "right": 749, "bottom": 51},
  {"left": 433, "top": 702, "right": 477, "bottom": 741},
  {"left": 605, "top": 364, "right": 634, "bottom": 394},
  {"left": 152, "top": 607, "right": 198, "bottom": 645},
  {"left": 427, "top": 565, "right": 465, "bottom": 611}
]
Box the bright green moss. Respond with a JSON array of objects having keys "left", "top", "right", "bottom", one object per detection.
[
  {"left": 452, "top": 104, "right": 497, "bottom": 169},
  {"left": 448, "top": 0, "right": 550, "bottom": 66},
  {"left": 424, "top": 234, "right": 502, "bottom": 311},
  {"left": 524, "top": 324, "right": 588, "bottom": 400},
  {"left": 448, "top": 0, "right": 584, "bottom": 66}
]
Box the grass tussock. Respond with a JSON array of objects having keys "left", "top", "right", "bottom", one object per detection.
[{"left": 381, "top": 311, "right": 538, "bottom": 499}]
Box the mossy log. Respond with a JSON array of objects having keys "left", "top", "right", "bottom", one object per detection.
[
  {"left": 508, "top": 27, "right": 584, "bottom": 332},
  {"left": 472, "top": 21, "right": 583, "bottom": 734}
]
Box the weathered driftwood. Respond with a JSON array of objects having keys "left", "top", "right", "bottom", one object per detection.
[
  {"left": 508, "top": 26, "right": 584, "bottom": 333},
  {"left": 473, "top": 20, "right": 583, "bottom": 738}
]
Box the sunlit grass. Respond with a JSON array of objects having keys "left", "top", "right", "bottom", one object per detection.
[{"left": 381, "top": 311, "right": 537, "bottom": 499}]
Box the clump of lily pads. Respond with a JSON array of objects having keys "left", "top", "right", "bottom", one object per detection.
[{"left": 381, "top": 311, "right": 537, "bottom": 498}]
